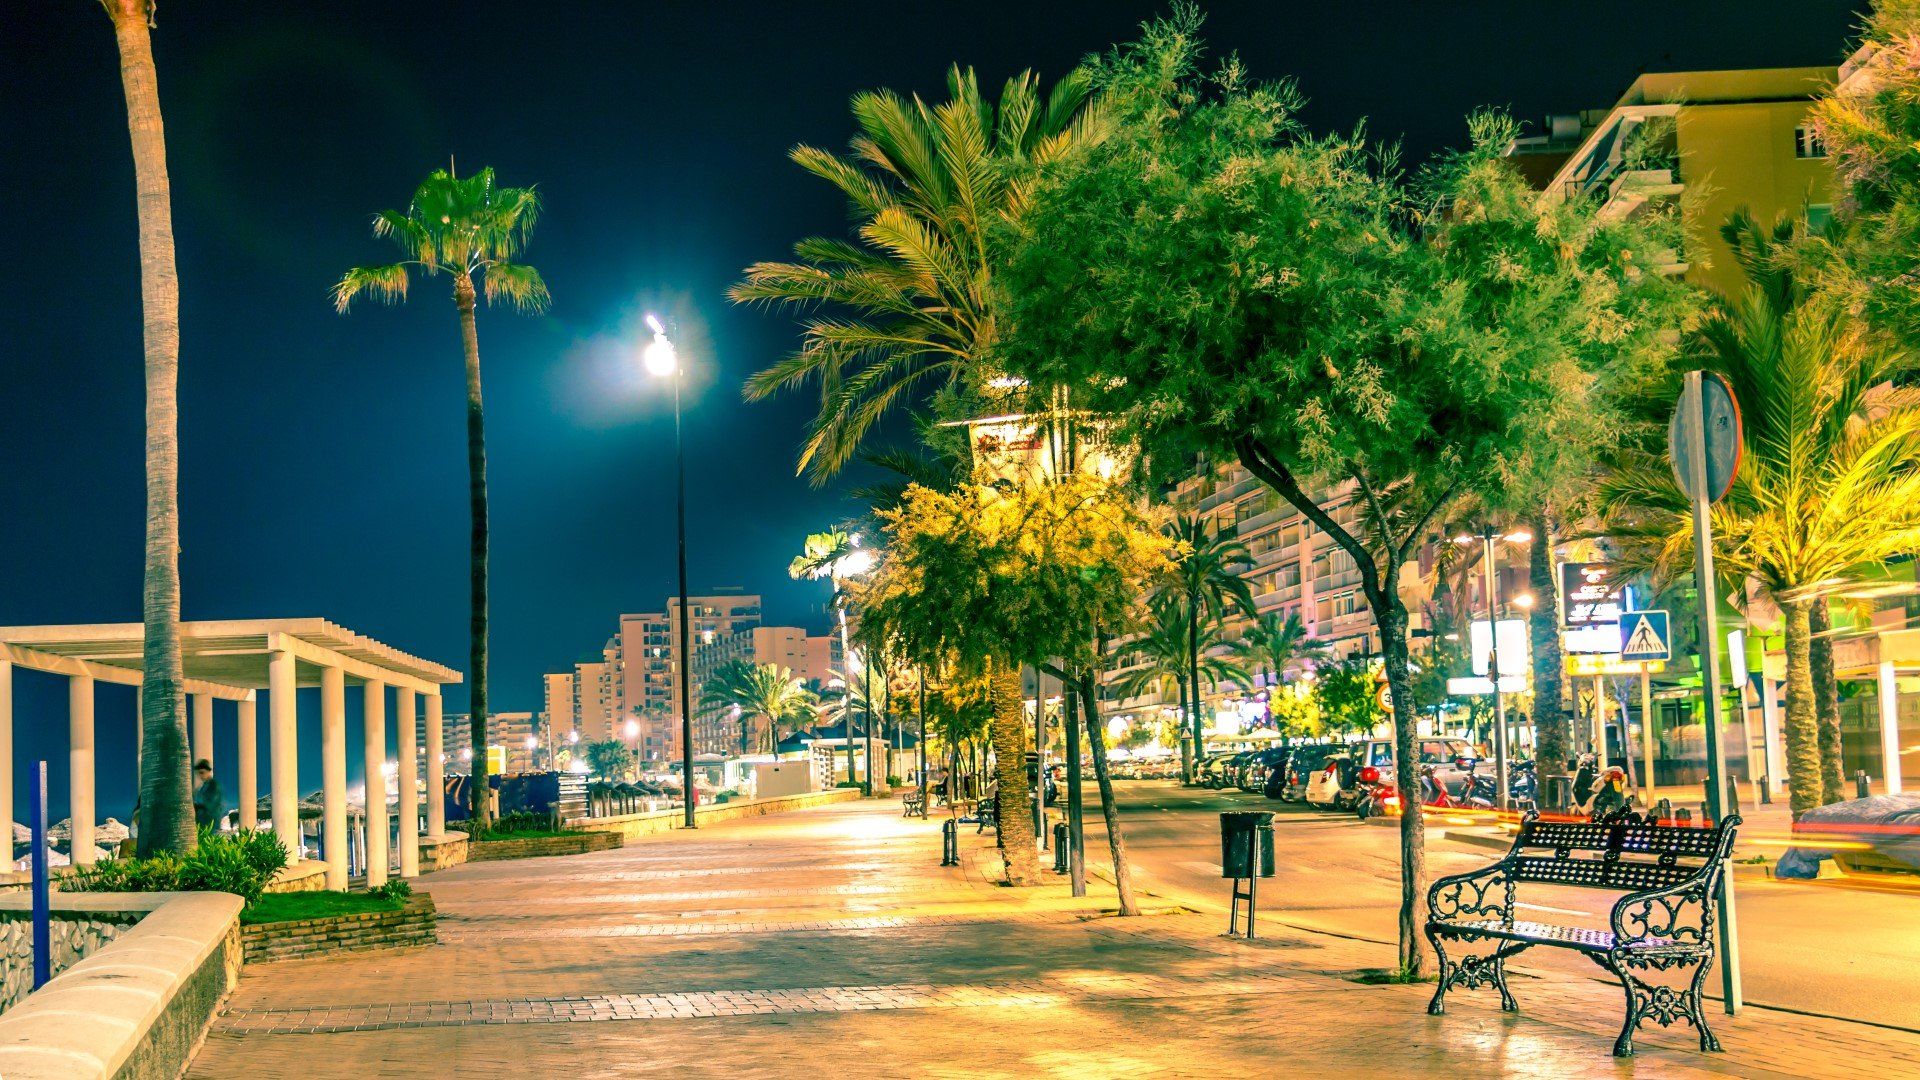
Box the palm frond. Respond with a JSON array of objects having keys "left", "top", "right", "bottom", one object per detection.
[{"left": 332, "top": 263, "right": 413, "bottom": 313}]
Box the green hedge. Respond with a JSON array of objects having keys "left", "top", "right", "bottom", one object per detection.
[{"left": 66, "top": 829, "right": 290, "bottom": 905}]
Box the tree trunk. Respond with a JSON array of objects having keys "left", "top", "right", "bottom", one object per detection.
[
  {"left": 1080, "top": 671, "right": 1139, "bottom": 915},
  {"left": 1528, "top": 514, "right": 1570, "bottom": 785},
  {"left": 989, "top": 664, "right": 1039, "bottom": 884},
  {"left": 107, "top": 0, "right": 194, "bottom": 857},
  {"left": 1808, "top": 599, "right": 1846, "bottom": 804},
  {"left": 1780, "top": 600, "right": 1823, "bottom": 820},
  {"left": 1188, "top": 596, "right": 1204, "bottom": 783},
  {"left": 1176, "top": 675, "right": 1192, "bottom": 782},
  {"left": 1379, "top": 600, "right": 1427, "bottom": 979},
  {"left": 455, "top": 272, "right": 493, "bottom": 830}
]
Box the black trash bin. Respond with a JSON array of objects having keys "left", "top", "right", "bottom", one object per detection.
[{"left": 1220, "top": 811, "right": 1275, "bottom": 879}]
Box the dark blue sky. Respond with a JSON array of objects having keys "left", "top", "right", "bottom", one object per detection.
[{"left": 1, "top": 1, "right": 1860, "bottom": 820}]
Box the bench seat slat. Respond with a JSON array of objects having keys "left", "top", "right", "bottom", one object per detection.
[
  {"left": 1435, "top": 918, "right": 1682, "bottom": 952},
  {"left": 1510, "top": 856, "right": 1699, "bottom": 892}
]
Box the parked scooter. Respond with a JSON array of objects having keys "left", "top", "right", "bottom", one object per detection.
[
  {"left": 1462, "top": 757, "right": 1536, "bottom": 809},
  {"left": 1570, "top": 752, "right": 1599, "bottom": 811},
  {"left": 1353, "top": 764, "right": 1400, "bottom": 820}
]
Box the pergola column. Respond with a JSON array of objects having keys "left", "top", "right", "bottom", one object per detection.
[
  {"left": 425, "top": 693, "right": 446, "bottom": 837},
  {"left": 1880, "top": 661, "right": 1905, "bottom": 795},
  {"left": 394, "top": 686, "right": 420, "bottom": 876},
  {"left": 236, "top": 697, "right": 258, "bottom": 831},
  {"left": 362, "top": 679, "right": 389, "bottom": 888},
  {"left": 0, "top": 658, "right": 12, "bottom": 845},
  {"left": 69, "top": 673, "right": 95, "bottom": 866},
  {"left": 191, "top": 692, "right": 214, "bottom": 768},
  {"left": 269, "top": 649, "right": 301, "bottom": 858},
  {"left": 320, "top": 665, "right": 348, "bottom": 890}
]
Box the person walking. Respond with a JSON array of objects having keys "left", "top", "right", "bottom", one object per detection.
[{"left": 191, "top": 759, "right": 223, "bottom": 831}]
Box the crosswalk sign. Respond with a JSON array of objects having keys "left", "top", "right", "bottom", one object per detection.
[{"left": 1619, "top": 610, "right": 1671, "bottom": 662}]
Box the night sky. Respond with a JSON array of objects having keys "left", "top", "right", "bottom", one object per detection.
[{"left": 1, "top": 1, "right": 1862, "bottom": 821}]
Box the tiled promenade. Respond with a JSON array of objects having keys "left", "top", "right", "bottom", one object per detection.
[{"left": 189, "top": 797, "right": 1920, "bottom": 1078}]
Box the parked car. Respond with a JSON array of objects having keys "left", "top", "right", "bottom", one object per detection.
[
  {"left": 1304, "top": 753, "right": 1360, "bottom": 811},
  {"left": 1240, "top": 747, "right": 1288, "bottom": 792},
  {"left": 1198, "top": 753, "right": 1238, "bottom": 788},
  {"left": 1266, "top": 744, "right": 1343, "bottom": 802},
  {"left": 1348, "top": 737, "right": 1484, "bottom": 797}
]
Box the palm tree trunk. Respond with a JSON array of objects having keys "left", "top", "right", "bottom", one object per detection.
[
  {"left": 1781, "top": 600, "right": 1823, "bottom": 820},
  {"left": 989, "top": 664, "right": 1039, "bottom": 885},
  {"left": 1080, "top": 669, "right": 1138, "bottom": 915},
  {"left": 454, "top": 272, "right": 493, "bottom": 830},
  {"left": 1528, "top": 514, "right": 1570, "bottom": 789},
  {"left": 1175, "top": 675, "right": 1192, "bottom": 781},
  {"left": 1808, "top": 599, "right": 1846, "bottom": 804},
  {"left": 106, "top": 0, "right": 194, "bottom": 858},
  {"left": 1187, "top": 595, "right": 1203, "bottom": 782}
]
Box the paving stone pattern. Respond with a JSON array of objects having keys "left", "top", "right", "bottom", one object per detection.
[{"left": 189, "top": 798, "right": 1920, "bottom": 1079}]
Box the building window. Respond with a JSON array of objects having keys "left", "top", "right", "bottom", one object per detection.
[{"left": 1795, "top": 125, "right": 1826, "bottom": 160}]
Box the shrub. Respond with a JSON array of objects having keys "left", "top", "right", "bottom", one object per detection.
[
  {"left": 481, "top": 810, "right": 561, "bottom": 836},
  {"left": 67, "top": 830, "right": 288, "bottom": 905},
  {"left": 368, "top": 878, "right": 413, "bottom": 903}
]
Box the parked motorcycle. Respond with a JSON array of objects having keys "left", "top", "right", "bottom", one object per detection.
[{"left": 1353, "top": 764, "right": 1400, "bottom": 820}]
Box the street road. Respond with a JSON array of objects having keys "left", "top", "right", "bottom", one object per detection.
[{"left": 1084, "top": 780, "right": 1920, "bottom": 1030}]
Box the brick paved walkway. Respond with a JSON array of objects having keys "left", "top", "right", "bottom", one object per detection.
[{"left": 189, "top": 798, "right": 1920, "bottom": 1079}]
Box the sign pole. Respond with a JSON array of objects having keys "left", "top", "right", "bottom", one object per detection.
[
  {"left": 30, "top": 760, "right": 50, "bottom": 990},
  {"left": 1679, "top": 371, "right": 1742, "bottom": 1015},
  {"left": 1640, "top": 663, "right": 1655, "bottom": 807},
  {"left": 1481, "top": 532, "right": 1510, "bottom": 812}
]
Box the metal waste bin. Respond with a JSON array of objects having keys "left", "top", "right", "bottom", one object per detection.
[{"left": 1220, "top": 811, "right": 1275, "bottom": 879}]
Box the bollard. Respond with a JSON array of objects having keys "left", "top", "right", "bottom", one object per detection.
[
  {"left": 1857, "top": 770, "right": 1872, "bottom": 800},
  {"left": 1651, "top": 797, "right": 1673, "bottom": 824},
  {"left": 1053, "top": 821, "right": 1071, "bottom": 874},
  {"left": 941, "top": 818, "right": 960, "bottom": 867},
  {"left": 1758, "top": 778, "right": 1771, "bottom": 806},
  {"left": 1677, "top": 807, "right": 1693, "bottom": 826}
]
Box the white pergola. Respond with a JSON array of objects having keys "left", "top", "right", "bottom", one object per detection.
[{"left": 0, "top": 619, "right": 461, "bottom": 889}]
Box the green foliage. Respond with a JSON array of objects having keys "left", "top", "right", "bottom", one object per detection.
[
  {"left": 369, "top": 878, "right": 414, "bottom": 903},
  {"left": 734, "top": 66, "right": 1102, "bottom": 482},
  {"left": 241, "top": 890, "right": 403, "bottom": 926},
  {"left": 701, "top": 659, "right": 820, "bottom": 754},
  {"left": 851, "top": 474, "right": 1177, "bottom": 674},
  {"left": 479, "top": 811, "right": 574, "bottom": 838},
  {"left": 1237, "top": 611, "right": 1329, "bottom": 687},
  {"left": 333, "top": 167, "right": 548, "bottom": 314},
  {"left": 1265, "top": 681, "right": 1323, "bottom": 738},
  {"left": 69, "top": 829, "right": 289, "bottom": 905},
  {"left": 584, "top": 738, "right": 637, "bottom": 781},
  {"left": 1312, "top": 658, "right": 1385, "bottom": 738}
]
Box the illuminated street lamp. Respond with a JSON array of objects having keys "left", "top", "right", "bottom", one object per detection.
[
  {"left": 1452, "top": 526, "right": 1532, "bottom": 810},
  {"left": 643, "top": 313, "right": 698, "bottom": 826}
]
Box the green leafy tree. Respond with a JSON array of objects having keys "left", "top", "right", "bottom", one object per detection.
[
  {"left": 735, "top": 66, "right": 1100, "bottom": 482},
  {"left": 1313, "top": 658, "right": 1386, "bottom": 738},
  {"left": 335, "top": 167, "right": 548, "bottom": 829},
  {"left": 1164, "top": 514, "right": 1256, "bottom": 782},
  {"left": 791, "top": 529, "right": 865, "bottom": 784},
  {"left": 992, "top": 13, "right": 1675, "bottom": 975},
  {"left": 584, "top": 739, "right": 636, "bottom": 782},
  {"left": 95, "top": 0, "right": 194, "bottom": 856},
  {"left": 1266, "top": 681, "right": 1323, "bottom": 739},
  {"left": 700, "top": 660, "right": 820, "bottom": 755},
  {"left": 1600, "top": 212, "right": 1920, "bottom": 818},
  {"left": 851, "top": 474, "right": 1175, "bottom": 900}
]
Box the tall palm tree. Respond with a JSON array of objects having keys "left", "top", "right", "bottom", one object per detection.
[
  {"left": 1165, "top": 514, "right": 1256, "bottom": 781},
  {"left": 700, "top": 660, "right": 819, "bottom": 756},
  {"left": 734, "top": 66, "right": 1101, "bottom": 483},
  {"left": 99, "top": 0, "right": 194, "bottom": 856},
  {"left": 335, "top": 166, "right": 548, "bottom": 829},
  {"left": 1236, "top": 611, "right": 1328, "bottom": 694},
  {"left": 1601, "top": 212, "right": 1920, "bottom": 818},
  {"left": 791, "top": 529, "right": 863, "bottom": 783}
]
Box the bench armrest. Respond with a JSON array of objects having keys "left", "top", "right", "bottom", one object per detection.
[
  {"left": 1427, "top": 862, "right": 1514, "bottom": 922},
  {"left": 1609, "top": 879, "right": 1712, "bottom": 950}
]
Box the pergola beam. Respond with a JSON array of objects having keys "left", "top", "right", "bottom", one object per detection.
[
  {"left": 265, "top": 632, "right": 441, "bottom": 697},
  {"left": 0, "top": 643, "right": 253, "bottom": 702}
]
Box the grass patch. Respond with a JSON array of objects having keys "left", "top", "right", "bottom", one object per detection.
[{"left": 242, "top": 890, "right": 404, "bottom": 925}]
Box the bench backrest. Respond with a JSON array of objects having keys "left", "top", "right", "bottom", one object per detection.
[{"left": 1507, "top": 813, "right": 1740, "bottom": 893}]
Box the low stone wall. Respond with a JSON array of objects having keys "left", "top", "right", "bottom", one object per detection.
[
  {"left": 420, "top": 831, "right": 470, "bottom": 873},
  {"left": 262, "top": 859, "right": 330, "bottom": 895},
  {"left": 0, "top": 906, "right": 145, "bottom": 1014},
  {"left": 240, "top": 894, "right": 437, "bottom": 965},
  {"left": 571, "top": 788, "right": 864, "bottom": 842},
  {"left": 467, "top": 831, "right": 621, "bottom": 862},
  {"left": 0, "top": 891, "right": 243, "bottom": 1080}
]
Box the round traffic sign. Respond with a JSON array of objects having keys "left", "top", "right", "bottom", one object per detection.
[{"left": 1669, "top": 371, "right": 1742, "bottom": 503}]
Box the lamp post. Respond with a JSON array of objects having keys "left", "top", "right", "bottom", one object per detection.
[
  {"left": 643, "top": 314, "right": 697, "bottom": 826},
  {"left": 1454, "top": 526, "right": 1532, "bottom": 812}
]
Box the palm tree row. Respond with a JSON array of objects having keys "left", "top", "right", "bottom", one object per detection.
[{"left": 699, "top": 660, "right": 820, "bottom": 756}]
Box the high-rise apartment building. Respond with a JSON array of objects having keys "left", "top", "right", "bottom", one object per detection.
[
  {"left": 543, "top": 672, "right": 577, "bottom": 744},
  {"left": 687, "top": 625, "right": 836, "bottom": 753}
]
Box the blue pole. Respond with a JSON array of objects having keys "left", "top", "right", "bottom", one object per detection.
[{"left": 30, "top": 760, "right": 51, "bottom": 989}]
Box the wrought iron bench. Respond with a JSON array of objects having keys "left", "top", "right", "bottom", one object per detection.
[
  {"left": 973, "top": 796, "right": 998, "bottom": 834},
  {"left": 902, "top": 789, "right": 927, "bottom": 818},
  {"left": 1425, "top": 810, "right": 1741, "bottom": 1057}
]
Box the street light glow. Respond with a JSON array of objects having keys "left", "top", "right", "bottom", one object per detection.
[
  {"left": 1506, "top": 530, "right": 1533, "bottom": 544},
  {"left": 623, "top": 718, "right": 641, "bottom": 739},
  {"left": 1513, "top": 593, "right": 1535, "bottom": 608},
  {"left": 643, "top": 334, "right": 678, "bottom": 377},
  {"left": 645, "top": 313, "right": 665, "bottom": 335}
]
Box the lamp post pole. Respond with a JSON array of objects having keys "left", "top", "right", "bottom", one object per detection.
[
  {"left": 672, "top": 363, "right": 696, "bottom": 827},
  {"left": 1480, "top": 530, "right": 1511, "bottom": 812}
]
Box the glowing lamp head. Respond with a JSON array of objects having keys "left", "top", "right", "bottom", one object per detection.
[
  {"left": 623, "top": 718, "right": 641, "bottom": 740},
  {"left": 643, "top": 334, "right": 678, "bottom": 377},
  {"left": 645, "top": 313, "right": 665, "bottom": 335}
]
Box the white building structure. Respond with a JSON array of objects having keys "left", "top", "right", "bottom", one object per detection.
[{"left": 0, "top": 619, "right": 460, "bottom": 889}]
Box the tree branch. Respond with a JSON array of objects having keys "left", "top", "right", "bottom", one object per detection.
[{"left": 1234, "top": 434, "right": 1385, "bottom": 609}]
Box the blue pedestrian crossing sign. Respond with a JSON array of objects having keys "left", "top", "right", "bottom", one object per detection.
[{"left": 1619, "top": 609, "right": 1671, "bottom": 662}]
